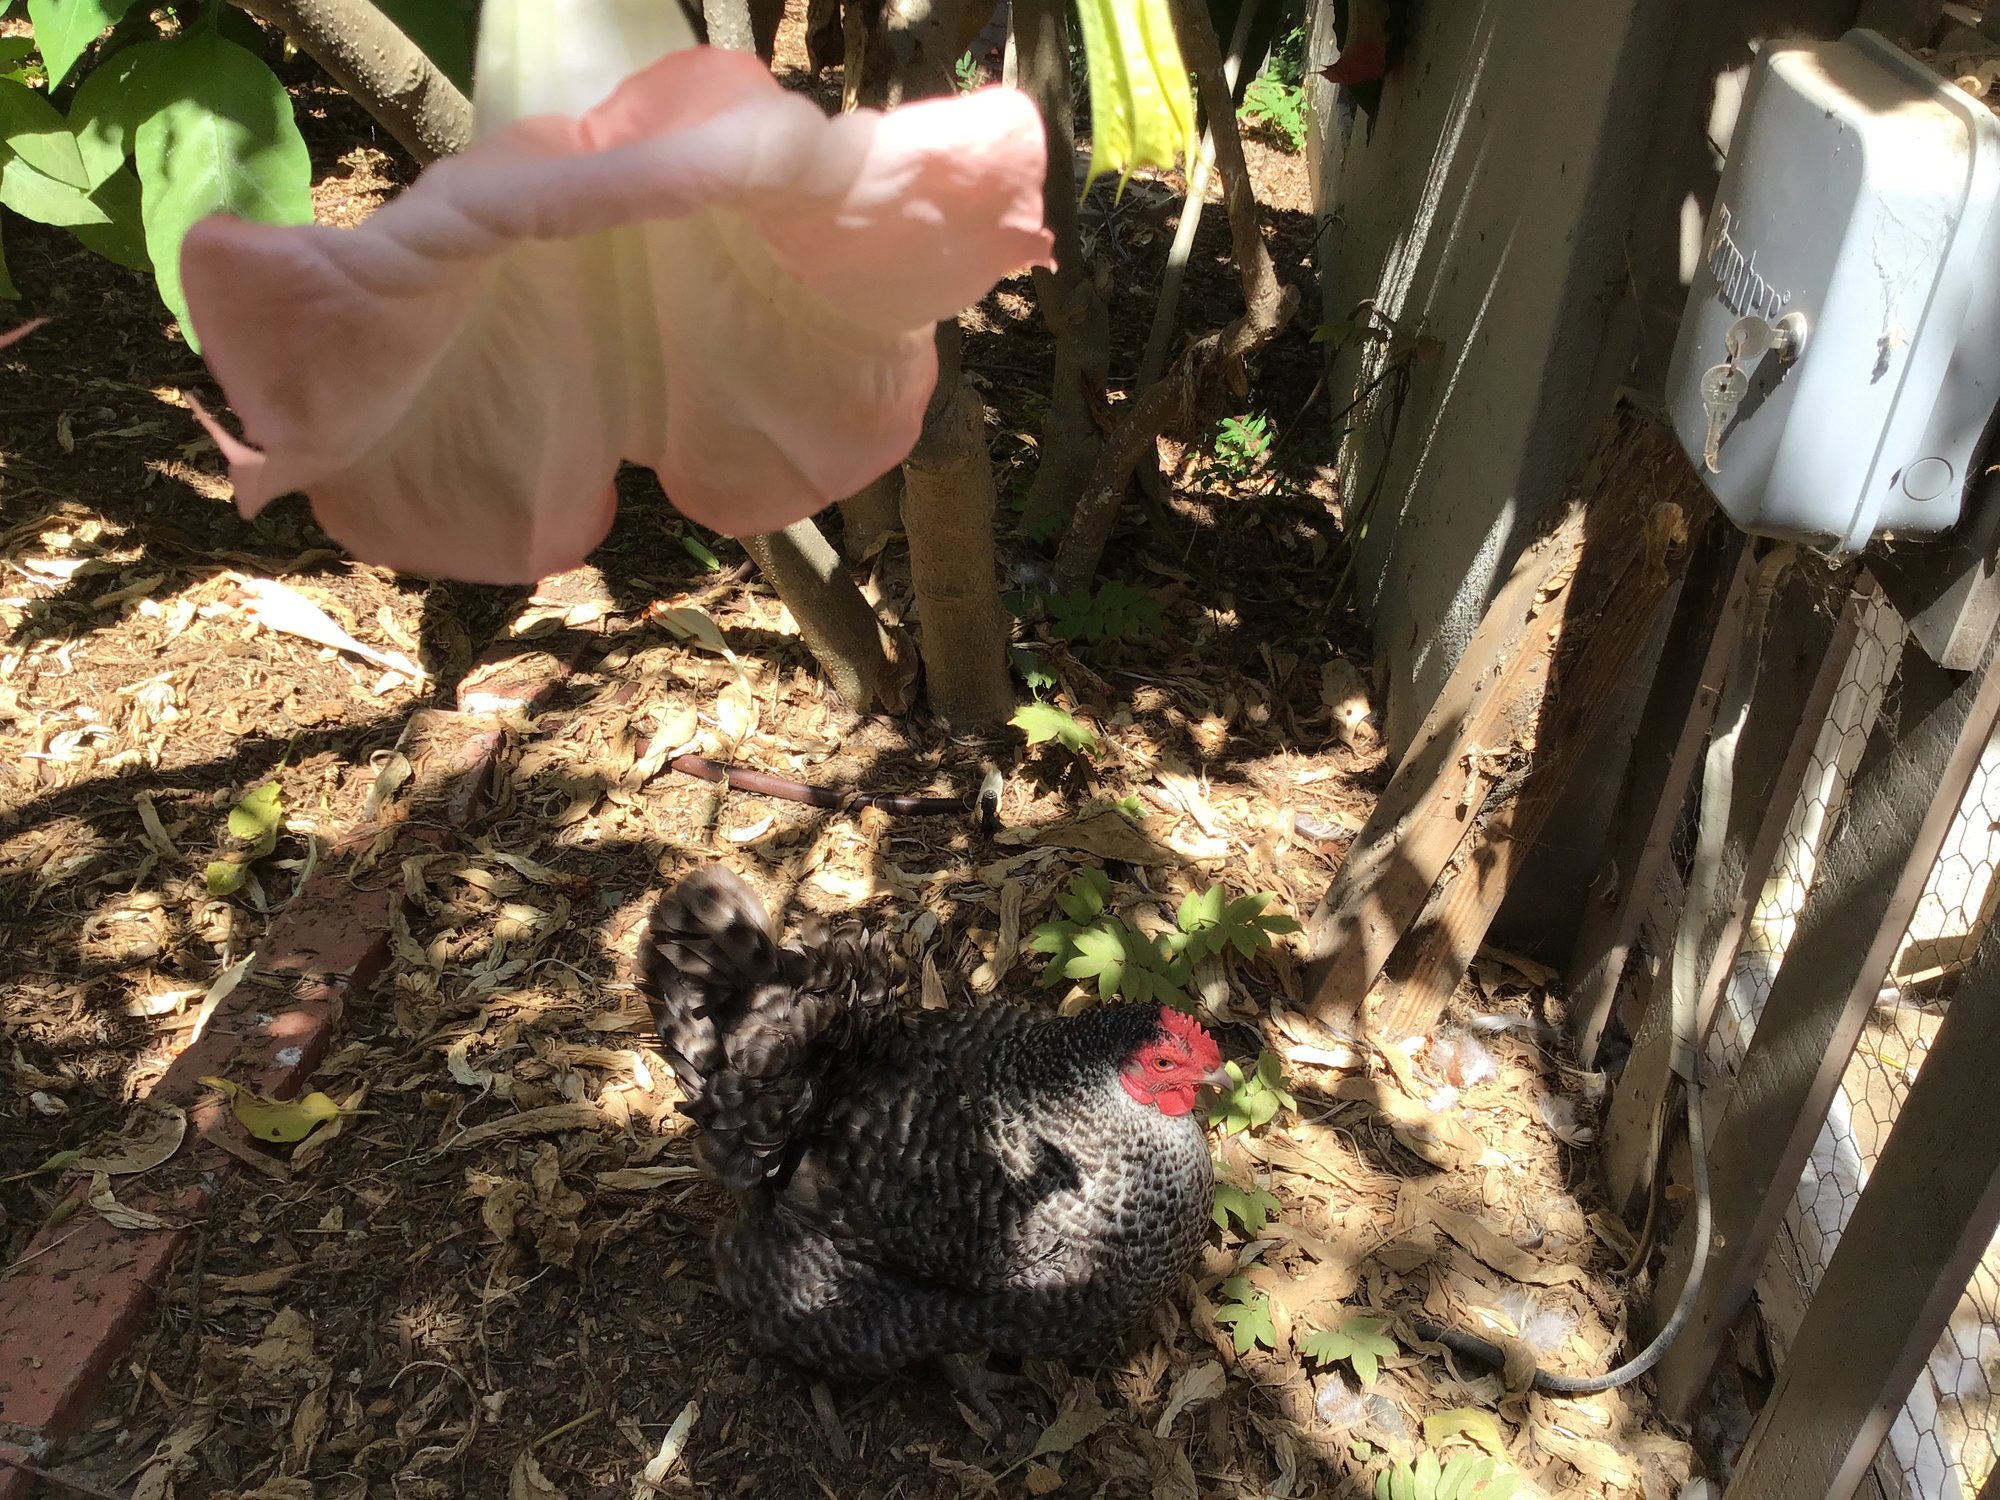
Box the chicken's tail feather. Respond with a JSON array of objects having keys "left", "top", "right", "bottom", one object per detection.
[{"left": 638, "top": 866, "right": 902, "bottom": 1191}]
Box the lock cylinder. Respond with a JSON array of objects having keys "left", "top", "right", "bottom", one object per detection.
[{"left": 1665, "top": 29, "right": 2000, "bottom": 551}]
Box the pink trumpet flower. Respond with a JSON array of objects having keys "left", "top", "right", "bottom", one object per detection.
[{"left": 183, "top": 47, "right": 1051, "bottom": 585}]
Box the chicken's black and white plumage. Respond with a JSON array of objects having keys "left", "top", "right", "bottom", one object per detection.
[{"left": 638, "top": 866, "right": 1220, "bottom": 1377}]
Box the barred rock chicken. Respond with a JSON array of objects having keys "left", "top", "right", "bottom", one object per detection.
[{"left": 638, "top": 867, "right": 1225, "bottom": 1380}]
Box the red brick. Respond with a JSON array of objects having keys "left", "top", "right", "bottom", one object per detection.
[
  {"left": 0, "top": 1209, "right": 189, "bottom": 1438},
  {"left": 0, "top": 1442, "right": 40, "bottom": 1500}
]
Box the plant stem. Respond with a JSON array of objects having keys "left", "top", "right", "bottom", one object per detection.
[{"left": 742, "top": 523, "right": 911, "bottom": 713}]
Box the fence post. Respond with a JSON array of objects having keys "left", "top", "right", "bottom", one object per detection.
[
  {"left": 1723, "top": 912, "right": 2000, "bottom": 1500},
  {"left": 1650, "top": 621, "right": 2000, "bottom": 1421}
]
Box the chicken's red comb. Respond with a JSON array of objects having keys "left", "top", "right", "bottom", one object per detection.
[{"left": 1158, "top": 1006, "right": 1221, "bottom": 1069}]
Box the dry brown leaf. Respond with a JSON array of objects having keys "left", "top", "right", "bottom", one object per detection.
[
  {"left": 510, "top": 1450, "right": 567, "bottom": 1500},
  {"left": 86, "top": 1171, "right": 165, "bottom": 1229},
  {"left": 1154, "top": 1362, "right": 1226, "bottom": 1436},
  {"left": 593, "top": 1165, "right": 704, "bottom": 1190},
  {"left": 448, "top": 1101, "right": 604, "bottom": 1149},
  {"left": 70, "top": 1098, "right": 185, "bottom": 1175},
  {"left": 1410, "top": 1192, "right": 1588, "bottom": 1287},
  {"left": 1000, "top": 810, "right": 1181, "bottom": 865}
]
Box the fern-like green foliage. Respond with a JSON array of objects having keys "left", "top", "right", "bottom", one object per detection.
[
  {"left": 1207, "top": 1051, "right": 1296, "bottom": 1136},
  {"left": 1044, "top": 580, "right": 1163, "bottom": 644},
  {"left": 1239, "top": 72, "right": 1306, "bottom": 151},
  {"left": 1374, "top": 1450, "right": 1517, "bottom": 1500},
  {"left": 1212, "top": 412, "right": 1273, "bottom": 479},
  {"left": 1214, "top": 1275, "right": 1278, "bottom": 1354},
  {"left": 1300, "top": 1314, "right": 1398, "bottom": 1386},
  {"left": 1028, "top": 869, "right": 1193, "bottom": 1007},
  {"left": 1212, "top": 1177, "right": 1281, "bottom": 1235},
  {"left": 1012, "top": 702, "right": 1099, "bottom": 756},
  {"left": 1172, "top": 885, "right": 1300, "bottom": 963}
]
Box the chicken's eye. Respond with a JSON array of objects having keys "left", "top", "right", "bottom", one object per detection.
[{"left": 1153, "top": 1055, "right": 1175, "bottom": 1071}]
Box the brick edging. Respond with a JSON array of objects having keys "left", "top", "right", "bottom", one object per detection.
[{"left": 0, "top": 631, "right": 589, "bottom": 1496}]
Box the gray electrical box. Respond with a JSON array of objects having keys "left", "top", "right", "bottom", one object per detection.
[{"left": 1666, "top": 29, "right": 2000, "bottom": 551}]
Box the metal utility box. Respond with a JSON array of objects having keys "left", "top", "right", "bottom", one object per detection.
[{"left": 1665, "top": 29, "right": 2000, "bottom": 552}]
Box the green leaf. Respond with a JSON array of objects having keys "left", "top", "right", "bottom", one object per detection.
[
  {"left": 1206, "top": 1049, "right": 1294, "bottom": 1136},
  {"left": 1009, "top": 645, "right": 1056, "bottom": 696},
  {"left": 0, "top": 218, "right": 17, "bottom": 299},
  {"left": 1055, "top": 867, "right": 1110, "bottom": 925},
  {"left": 1212, "top": 1284, "right": 1277, "bottom": 1354},
  {"left": 1212, "top": 1179, "right": 1280, "bottom": 1235},
  {"left": 372, "top": 0, "right": 474, "bottom": 89},
  {"left": 680, "top": 534, "right": 721, "bottom": 571},
  {"left": 0, "top": 154, "right": 108, "bottom": 224},
  {"left": 1045, "top": 579, "right": 1163, "bottom": 644},
  {"left": 66, "top": 38, "right": 185, "bottom": 188},
  {"left": 0, "top": 39, "right": 40, "bottom": 83},
  {"left": 1302, "top": 1314, "right": 1397, "bottom": 1386},
  {"left": 25, "top": 0, "right": 143, "bottom": 87},
  {"left": 0, "top": 75, "right": 88, "bottom": 187},
  {"left": 227, "top": 781, "right": 284, "bottom": 840},
  {"left": 130, "top": 30, "right": 312, "bottom": 346},
  {"left": 1011, "top": 701, "right": 1098, "bottom": 756},
  {"left": 64, "top": 162, "right": 148, "bottom": 269}
]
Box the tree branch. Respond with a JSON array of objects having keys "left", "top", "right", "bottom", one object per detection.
[
  {"left": 231, "top": 0, "right": 472, "bottom": 163},
  {"left": 743, "top": 522, "right": 915, "bottom": 713}
]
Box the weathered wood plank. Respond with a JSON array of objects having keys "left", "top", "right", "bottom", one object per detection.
[
  {"left": 1651, "top": 626, "right": 2000, "bottom": 1421},
  {"left": 1566, "top": 528, "right": 1753, "bottom": 1066},
  {"left": 1601, "top": 577, "right": 1870, "bottom": 1215},
  {"left": 1363, "top": 492, "right": 1713, "bottom": 1045},
  {"left": 1723, "top": 913, "right": 2000, "bottom": 1500},
  {"left": 1301, "top": 508, "right": 1585, "bottom": 1035}
]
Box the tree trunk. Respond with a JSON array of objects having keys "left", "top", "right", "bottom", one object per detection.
[
  {"left": 839, "top": 472, "right": 905, "bottom": 560},
  {"left": 902, "top": 379, "right": 1015, "bottom": 725},
  {"left": 742, "top": 523, "right": 913, "bottom": 713},
  {"left": 229, "top": 0, "right": 471, "bottom": 163},
  {"left": 1050, "top": 0, "right": 1297, "bottom": 592},
  {"left": 1014, "top": 0, "right": 1110, "bottom": 536}
]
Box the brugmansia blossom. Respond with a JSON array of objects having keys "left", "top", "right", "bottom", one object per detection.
[
  {"left": 181, "top": 1, "right": 1051, "bottom": 585},
  {"left": 1070, "top": 0, "right": 1197, "bottom": 187}
]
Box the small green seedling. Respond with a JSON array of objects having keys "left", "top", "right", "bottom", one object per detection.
[
  {"left": 1374, "top": 1450, "right": 1517, "bottom": 1500},
  {"left": 1212, "top": 1177, "right": 1281, "bottom": 1235},
  {"left": 1011, "top": 702, "right": 1099, "bottom": 757},
  {"left": 1044, "top": 580, "right": 1163, "bottom": 645},
  {"left": 1213, "top": 412, "right": 1273, "bottom": 480},
  {"left": 1207, "top": 1051, "right": 1295, "bottom": 1136}
]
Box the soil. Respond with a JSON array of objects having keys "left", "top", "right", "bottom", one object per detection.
[{"left": 1, "top": 13, "right": 1696, "bottom": 1500}]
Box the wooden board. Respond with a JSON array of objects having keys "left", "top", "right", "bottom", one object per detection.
[
  {"left": 1600, "top": 576, "right": 1870, "bottom": 1215},
  {"left": 1651, "top": 625, "right": 2000, "bottom": 1421},
  {"left": 1565, "top": 527, "right": 1752, "bottom": 1066},
  {"left": 1723, "top": 914, "right": 2000, "bottom": 1500},
  {"left": 1301, "top": 507, "right": 1585, "bottom": 1035},
  {"left": 1357, "top": 415, "right": 1716, "bottom": 1045}
]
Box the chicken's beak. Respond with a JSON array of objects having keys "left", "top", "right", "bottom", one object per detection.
[{"left": 1201, "top": 1064, "right": 1234, "bottom": 1092}]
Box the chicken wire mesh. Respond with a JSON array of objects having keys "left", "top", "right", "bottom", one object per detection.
[{"left": 1659, "top": 575, "right": 2000, "bottom": 1499}]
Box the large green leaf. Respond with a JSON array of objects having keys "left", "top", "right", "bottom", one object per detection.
[
  {"left": 25, "top": 0, "right": 143, "bottom": 87},
  {"left": 0, "top": 75, "right": 88, "bottom": 187},
  {"left": 373, "top": 0, "right": 474, "bottom": 89},
  {"left": 0, "top": 218, "right": 18, "bottom": 300},
  {"left": 68, "top": 37, "right": 182, "bottom": 188},
  {"left": 130, "top": 30, "right": 311, "bottom": 347}
]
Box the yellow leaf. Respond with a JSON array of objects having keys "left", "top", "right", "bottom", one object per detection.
[
  {"left": 1072, "top": 0, "right": 1196, "bottom": 188},
  {"left": 202, "top": 1076, "right": 344, "bottom": 1143},
  {"left": 1423, "top": 1408, "right": 1510, "bottom": 1463}
]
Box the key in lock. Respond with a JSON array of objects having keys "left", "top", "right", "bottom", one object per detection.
[{"left": 1700, "top": 364, "right": 1750, "bottom": 474}]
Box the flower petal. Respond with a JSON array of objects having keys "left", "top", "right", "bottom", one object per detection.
[{"left": 182, "top": 47, "right": 1051, "bottom": 584}]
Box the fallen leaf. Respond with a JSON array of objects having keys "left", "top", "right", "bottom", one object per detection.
[
  {"left": 646, "top": 603, "right": 734, "bottom": 661},
  {"left": 1424, "top": 1407, "right": 1511, "bottom": 1463},
  {"left": 86, "top": 1171, "right": 165, "bottom": 1229},
  {"left": 1410, "top": 1191, "right": 1588, "bottom": 1287},
  {"left": 241, "top": 577, "right": 427, "bottom": 679},
  {"left": 593, "top": 1165, "right": 705, "bottom": 1190},
  {"left": 1001, "top": 810, "right": 1182, "bottom": 865},
  {"left": 1153, "top": 1362, "right": 1225, "bottom": 1436},
  {"left": 510, "top": 1450, "right": 566, "bottom": 1500},
  {"left": 202, "top": 1076, "right": 345, "bottom": 1143},
  {"left": 636, "top": 1400, "right": 698, "bottom": 1495},
  {"left": 70, "top": 1099, "right": 186, "bottom": 1175},
  {"left": 449, "top": 1101, "right": 604, "bottom": 1149},
  {"left": 1032, "top": 1396, "right": 1110, "bottom": 1459}
]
